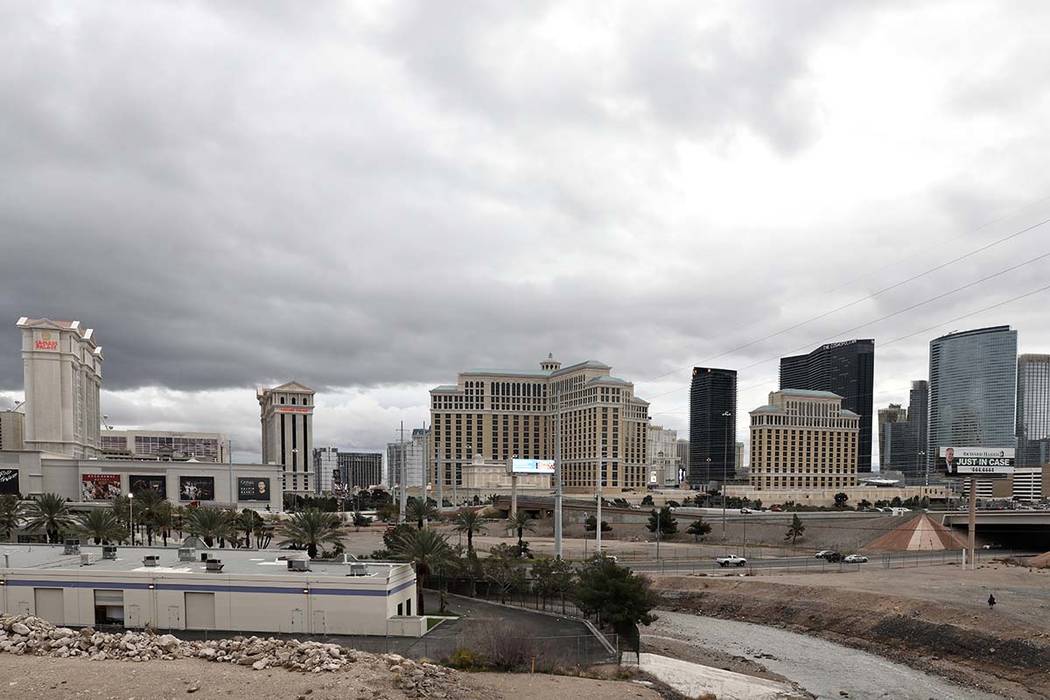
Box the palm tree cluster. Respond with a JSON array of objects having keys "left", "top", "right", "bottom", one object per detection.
[{"left": 276, "top": 508, "right": 346, "bottom": 558}]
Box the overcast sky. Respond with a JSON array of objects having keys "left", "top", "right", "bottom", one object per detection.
[{"left": 2, "top": 1, "right": 1050, "bottom": 465}]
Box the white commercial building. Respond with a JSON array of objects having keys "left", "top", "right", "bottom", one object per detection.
[
  {"left": 99, "top": 430, "right": 231, "bottom": 463},
  {"left": 0, "top": 451, "right": 282, "bottom": 511},
  {"left": 0, "top": 545, "right": 423, "bottom": 637},
  {"left": 387, "top": 428, "right": 427, "bottom": 490},
  {"left": 17, "top": 317, "right": 103, "bottom": 459},
  {"left": 1011, "top": 467, "right": 1043, "bottom": 501},
  {"left": 646, "top": 425, "right": 680, "bottom": 487}
]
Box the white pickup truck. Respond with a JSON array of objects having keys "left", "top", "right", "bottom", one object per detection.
[{"left": 715, "top": 554, "right": 747, "bottom": 568}]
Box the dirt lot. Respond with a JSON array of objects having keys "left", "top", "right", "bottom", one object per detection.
[
  {"left": 648, "top": 562, "right": 1050, "bottom": 699},
  {"left": 0, "top": 655, "right": 662, "bottom": 700}
]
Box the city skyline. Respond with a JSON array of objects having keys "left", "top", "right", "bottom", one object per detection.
[{"left": 3, "top": 4, "right": 1050, "bottom": 463}]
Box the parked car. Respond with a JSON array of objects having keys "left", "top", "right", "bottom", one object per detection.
[
  {"left": 818, "top": 551, "right": 843, "bottom": 562},
  {"left": 740, "top": 507, "right": 753, "bottom": 514},
  {"left": 844, "top": 554, "right": 868, "bottom": 563},
  {"left": 715, "top": 554, "right": 748, "bottom": 568},
  {"left": 815, "top": 550, "right": 835, "bottom": 558}
]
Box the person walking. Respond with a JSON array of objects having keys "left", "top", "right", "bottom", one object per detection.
[{"left": 987, "top": 593, "right": 997, "bottom": 608}]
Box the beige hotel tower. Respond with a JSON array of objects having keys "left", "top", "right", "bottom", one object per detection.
[
  {"left": 749, "top": 388, "right": 859, "bottom": 491},
  {"left": 430, "top": 356, "right": 650, "bottom": 493},
  {"left": 16, "top": 317, "right": 103, "bottom": 458},
  {"left": 258, "top": 381, "right": 315, "bottom": 494}
]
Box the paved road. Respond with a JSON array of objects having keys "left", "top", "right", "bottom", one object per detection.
[
  {"left": 623, "top": 549, "right": 1034, "bottom": 574},
  {"left": 647, "top": 611, "right": 1004, "bottom": 700}
]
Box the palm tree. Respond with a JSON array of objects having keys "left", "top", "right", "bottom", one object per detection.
[
  {"left": 405, "top": 498, "right": 437, "bottom": 529},
  {"left": 76, "top": 508, "right": 124, "bottom": 545},
  {"left": 185, "top": 506, "right": 234, "bottom": 548},
  {"left": 390, "top": 527, "right": 452, "bottom": 616},
  {"left": 153, "top": 501, "right": 175, "bottom": 547},
  {"left": 25, "top": 493, "right": 74, "bottom": 544},
  {"left": 237, "top": 508, "right": 263, "bottom": 548},
  {"left": 0, "top": 495, "right": 25, "bottom": 542},
  {"left": 785, "top": 513, "right": 806, "bottom": 546},
  {"left": 277, "top": 508, "right": 345, "bottom": 559},
  {"left": 134, "top": 489, "right": 165, "bottom": 546},
  {"left": 508, "top": 511, "right": 534, "bottom": 555},
  {"left": 453, "top": 508, "right": 486, "bottom": 556}
]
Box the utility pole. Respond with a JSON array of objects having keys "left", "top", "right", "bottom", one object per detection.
[
  {"left": 596, "top": 461, "right": 602, "bottom": 555},
  {"left": 722, "top": 410, "right": 732, "bottom": 545},
  {"left": 554, "top": 383, "right": 563, "bottom": 559},
  {"left": 398, "top": 421, "right": 407, "bottom": 524}
]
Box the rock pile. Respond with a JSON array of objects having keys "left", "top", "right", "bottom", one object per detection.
[{"left": 0, "top": 614, "right": 458, "bottom": 697}]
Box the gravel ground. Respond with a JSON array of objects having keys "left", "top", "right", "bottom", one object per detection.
[{"left": 0, "top": 656, "right": 661, "bottom": 700}]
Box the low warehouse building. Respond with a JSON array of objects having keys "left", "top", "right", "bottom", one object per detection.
[{"left": 0, "top": 545, "right": 423, "bottom": 637}]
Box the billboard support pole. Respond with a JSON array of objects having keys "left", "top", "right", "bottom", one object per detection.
[
  {"left": 511, "top": 473, "right": 518, "bottom": 518},
  {"left": 967, "top": 476, "right": 977, "bottom": 571}
]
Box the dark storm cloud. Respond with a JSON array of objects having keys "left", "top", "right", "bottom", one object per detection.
[{"left": 1, "top": 0, "right": 1050, "bottom": 463}]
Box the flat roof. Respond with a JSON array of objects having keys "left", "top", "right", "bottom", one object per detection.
[{"left": 0, "top": 544, "right": 409, "bottom": 581}]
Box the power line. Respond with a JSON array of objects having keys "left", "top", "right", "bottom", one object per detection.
[
  {"left": 642, "top": 256, "right": 1050, "bottom": 407},
  {"left": 644, "top": 215, "right": 1050, "bottom": 385}
]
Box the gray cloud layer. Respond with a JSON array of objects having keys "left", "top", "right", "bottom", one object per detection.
[{"left": 2, "top": 1, "right": 1050, "bottom": 458}]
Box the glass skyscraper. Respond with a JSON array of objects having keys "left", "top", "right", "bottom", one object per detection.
[
  {"left": 1017, "top": 354, "right": 1050, "bottom": 467},
  {"left": 779, "top": 339, "right": 875, "bottom": 472},
  {"left": 927, "top": 326, "right": 1017, "bottom": 471},
  {"left": 689, "top": 367, "right": 737, "bottom": 486}
]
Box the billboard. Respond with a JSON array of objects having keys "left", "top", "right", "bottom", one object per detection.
[
  {"left": 81, "top": 473, "right": 121, "bottom": 501},
  {"left": 0, "top": 468, "right": 18, "bottom": 495},
  {"left": 940, "top": 446, "right": 1015, "bottom": 477},
  {"left": 129, "top": 475, "right": 166, "bottom": 498},
  {"left": 509, "top": 458, "right": 555, "bottom": 475},
  {"left": 179, "top": 475, "right": 215, "bottom": 501},
  {"left": 238, "top": 477, "right": 271, "bottom": 502}
]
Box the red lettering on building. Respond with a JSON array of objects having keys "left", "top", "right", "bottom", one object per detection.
[{"left": 35, "top": 340, "right": 58, "bottom": 350}]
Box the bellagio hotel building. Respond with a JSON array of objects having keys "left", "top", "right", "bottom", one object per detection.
[
  {"left": 430, "top": 356, "right": 650, "bottom": 493},
  {"left": 749, "top": 389, "right": 859, "bottom": 491}
]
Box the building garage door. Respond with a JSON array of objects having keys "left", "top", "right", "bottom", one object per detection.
[
  {"left": 184, "top": 592, "right": 215, "bottom": 630},
  {"left": 34, "top": 588, "right": 64, "bottom": 624}
]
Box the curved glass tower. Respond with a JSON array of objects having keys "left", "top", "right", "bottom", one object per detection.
[{"left": 927, "top": 326, "right": 1017, "bottom": 471}]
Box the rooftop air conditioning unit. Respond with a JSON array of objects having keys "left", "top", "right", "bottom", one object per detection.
[
  {"left": 205, "top": 559, "right": 224, "bottom": 572},
  {"left": 80, "top": 553, "right": 92, "bottom": 566},
  {"left": 287, "top": 559, "right": 310, "bottom": 572},
  {"left": 102, "top": 545, "right": 117, "bottom": 560},
  {"left": 143, "top": 555, "right": 160, "bottom": 567},
  {"left": 64, "top": 539, "right": 81, "bottom": 555},
  {"left": 178, "top": 548, "right": 195, "bottom": 562},
  {"left": 348, "top": 563, "right": 368, "bottom": 577}
]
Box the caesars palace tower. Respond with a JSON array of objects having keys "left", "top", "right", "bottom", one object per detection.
[{"left": 16, "top": 317, "right": 103, "bottom": 458}]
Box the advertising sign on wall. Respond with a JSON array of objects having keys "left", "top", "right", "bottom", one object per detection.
[
  {"left": 0, "top": 469, "right": 19, "bottom": 495},
  {"left": 238, "top": 477, "right": 271, "bottom": 502},
  {"left": 129, "top": 475, "right": 167, "bottom": 498},
  {"left": 508, "top": 458, "right": 556, "bottom": 475},
  {"left": 81, "top": 473, "right": 121, "bottom": 501},
  {"left": 179, "top": 476, "right": 215, "bottom": 501},
  {"left": 939, "top": 446, "right": 1015, "bottom": 477}
]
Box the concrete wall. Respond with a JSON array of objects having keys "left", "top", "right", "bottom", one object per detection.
[
  {"left": 724, "top": 484, "right": 948, "bottom": 507},
  {"left": 0, "top": 568, "right": 422, "bottom": 637}
]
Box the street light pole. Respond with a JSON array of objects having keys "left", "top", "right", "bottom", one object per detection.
[
  {"left": 554, "top": 383, "right": 563, "bottom": 559},
  {"left": 721, "top": 410, "right": 732, "bottom": 544},
  {"left": 128, "top": 492, "right": 134, "bottom": 545}
]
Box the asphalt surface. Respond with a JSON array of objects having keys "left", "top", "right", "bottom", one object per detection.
[{"left": 623, "top": 549, "right": 1034, "bottom": 573}]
